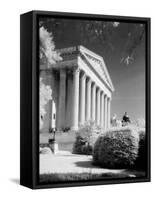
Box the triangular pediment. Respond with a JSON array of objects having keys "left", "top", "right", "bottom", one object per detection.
[
  {"left": 51, "top": 45, "right": 114, "bottom": 92},
  {"left": 79, "top": 46, "right": 114, "bottom": 92}
]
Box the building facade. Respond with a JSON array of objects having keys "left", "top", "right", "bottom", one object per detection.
[{"left": 40, "top": 46, "right": 114, "bottom": 132}]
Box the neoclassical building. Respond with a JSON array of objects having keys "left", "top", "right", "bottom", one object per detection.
[{"left": 40, "top": 46, "right": 114, "bottom": 132}]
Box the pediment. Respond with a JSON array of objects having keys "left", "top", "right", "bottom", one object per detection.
[
  {"left": 79, "top": 46, "right": 114, "bottom": 92},
  {"left": 50, "top": 45, "right": 114, "bottom": 92}
]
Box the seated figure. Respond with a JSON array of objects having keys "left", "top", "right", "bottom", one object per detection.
[{"left": 122, "top": 112, "right": 131, "bottom": 126}]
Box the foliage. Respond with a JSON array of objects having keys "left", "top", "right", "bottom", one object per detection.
[
  {"left": 73, "top": 135, "right": 93, "bottom": 155},
  {"left": 40, "top": 18, "right": 145, "bottom": 65},
  {"left": 134, "top": 118, "right": 145, "bottom": 128},
  {"left": 120, "top": 24, "right": 145, "bottom": 65},
  {"left": 135, "top": 128, "right": 146, "bottom": 169},
  {"left": 40, "top": 77, "right": 52, "bottom": 129},
  {"left": 39, "top": 26, "right": 62, "bottom": 65},
  {"left": 93, "top": 136, "right": 104, "bottom": 163},
  {"left": 39, "top": 27, "right": 62, "bottom": 129},
  {"left": 78, "top": 121, "right": 101, "bottom": 138},
  {"left": 73, "top": 121, "right": 99, "bottom": 155},
  {"left": 93, "top": 127, "right": 139, "bottom": 168},
  {"left": 39, "top": 147, "right": 52, "bottom": 154}
]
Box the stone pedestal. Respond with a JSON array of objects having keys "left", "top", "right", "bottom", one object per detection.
[{"left": 49, "top": 140, "right": 59, "bottom": 154}]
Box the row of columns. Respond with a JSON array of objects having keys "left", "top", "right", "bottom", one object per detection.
[
  {"left": 58, "top": 68, "right": 111, "bottom": 130},
  {"left": 79, "top": 71, "right": 111, "bottom": 129}
]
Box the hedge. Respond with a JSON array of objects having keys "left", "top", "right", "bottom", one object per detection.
[
  {"left": 72, "top": 135, "right": 93, "bottom": 155},
  {"left": 93, "top": 127, "right": 139, "bottom": 168},
  {"left": 73, "top": 121, "right": 99, "bottom": 155},
  {"left": 135, "top": 128, "right": 146, "bottom": 169}
]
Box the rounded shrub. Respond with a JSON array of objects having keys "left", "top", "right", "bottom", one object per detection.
[
  {"left": 93, "top": 127, "right": 139, "bottom": 168},
  {"left": 40, "top": 147, "right": 52, "bottom": 154},
  {"left": 73, "top": 121, "right": 99, "bottom": 155},
  {"left": 72, "top": 135, "right": 93, "bottom": 155},
  {"left": 93, "top": 136, "right": 103, "bottom": 164},
  {"left": 135, "top": 128, "right": 146, "bottom": 169}
]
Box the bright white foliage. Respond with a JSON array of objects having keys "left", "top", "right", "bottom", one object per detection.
[
  {"left": 39, "top": 26, "right": 62, "bottom": 129},
  {"left": 39, "top": 26, "right": 62, "bottom": 65},
  {"left": 135, "top": 118, "right": 145, "bottom": 128},
  {"left": 40, "top": 78, "right": 52, "bottom": 129}
]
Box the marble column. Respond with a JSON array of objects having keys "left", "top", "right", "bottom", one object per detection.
[
  {"left": 96, "top": 88, "right": 101, "bottom": 126},
  {"left": 104, "top": 94, "right": 108, "bottom": 130},
  {"left": 58, "top": 69, "right": 66, "bottom": 130},
  {"left": 66, "top": 74, "right": 72, "bottom": 127},
  {"left": 91, "top": 83, "right": 96, "bottom": 122},
  {"left": 86, "top": 77, "right": 92, "bottom": 121},
  {"left": 72, "top": 69, "right": 80, "bottom": 130},
  {"left": 79, "top": 71, "right": 86, "bottom": 125},
  {"left": 107, "top": 97, "right": 111, "bottom": 128},
  {"left": 100, "top": 91, "right": 104, "bottom": 128}
]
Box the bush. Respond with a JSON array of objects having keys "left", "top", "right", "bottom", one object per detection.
[
  {"left": 40, "top": 147, "right": 52, "bottom": 154},
  {"left": 135, "top": 128, "right": 146, "bottom": 169},
  {"left": 93, "top": 127, "right": 139, "bottom": 168},
  {"left": 72, "top": 135, "right": 93, "bottom": 155},
  {"left": 93, "top": 136, "right": 104, "bottom": 163},
  {"left": 73, "top": 121, "right": 99, "bottom": 155}
]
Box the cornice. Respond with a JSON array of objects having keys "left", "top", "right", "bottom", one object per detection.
[{"left": 40, "top": 45, "right": 114, "bottom": 92}]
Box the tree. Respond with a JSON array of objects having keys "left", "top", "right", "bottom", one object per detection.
[
  {"left": 39, "top": 26, "right": 62, "bottom": 66},
  {"left": 39, "top": 18, "right": 145, "bottom": 65},
  {"left": 40, "top": 77, "right": 52, "bottom": 129},
  {"left": 120, "top": 24, "right": 145, "bottom": 65},
  {"left": 39, "top": 26, "right": 62, "bottom": 129}
]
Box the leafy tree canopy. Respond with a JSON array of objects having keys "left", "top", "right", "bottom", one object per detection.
[{"left": 39, "top": 18, "right": 145, "bottom": 65}]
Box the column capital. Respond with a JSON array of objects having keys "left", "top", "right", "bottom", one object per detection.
[
  {"left": 86, "top": 76, "right": 92, "bottom": 84},
  {"left": 108, "top": 96, "right": 111, "bottom": 101},
  {"left": 60, "top": 68, "right": 66, "bottom": 77},
  {"left": 73, "top": 68, "right": 80, "bottom": 75},
  {"left": 97, "top": 87, "right": 101, "bottom": 93},
  {"left": 80, "top": 70, "right": 86, "bottom": 79},
  {"left": 104, "top": 93, "right": 107, "bottom": 98},
  {"left": 101, "top": 90, "right": 104, "bottom": 96},
  {"left": 92, "top": 81, "right": 96, "bottom": 87}
]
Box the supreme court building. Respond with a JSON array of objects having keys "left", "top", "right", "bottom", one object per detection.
[{"left": 40, "top": 46, "right": 114, "bottom": 132}]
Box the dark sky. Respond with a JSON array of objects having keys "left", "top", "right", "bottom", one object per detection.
[
  {"left": 105, "top": 38, "right": 145, "bottom": 121},
  {"left": 41, "top": 18, "right": 145, "bottom": 121}
]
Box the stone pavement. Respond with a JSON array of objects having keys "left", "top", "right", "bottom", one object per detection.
[{"left": 40, "top": 151, "right": 129, "bottom": 175}]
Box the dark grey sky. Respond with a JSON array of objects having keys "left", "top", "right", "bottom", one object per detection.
[
  {"left": 41, "top": 18, "right": 145, "bottom": 121},
  {"left": 106, "top": 39, "right": 145, "bottom": 121},
  {"left": 81, "top": 22, "right": 145, "bottom": 121}
]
